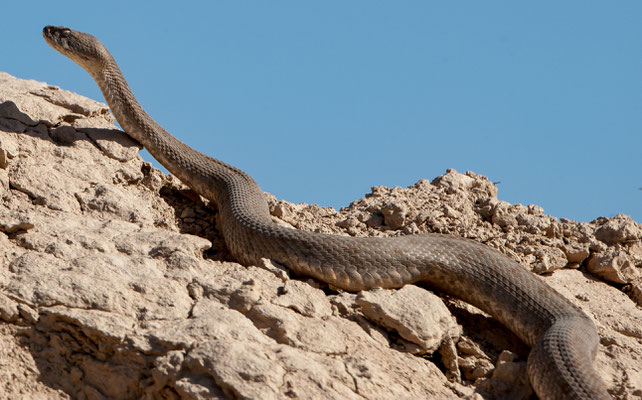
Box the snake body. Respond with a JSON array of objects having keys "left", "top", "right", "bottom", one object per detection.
[{"left": 43, "top": 26, "right": 610, "bottom": 399}]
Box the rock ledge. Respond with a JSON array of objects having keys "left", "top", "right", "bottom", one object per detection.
[{"left": 0, "top": 72, "right": 640, "bottom": 399}]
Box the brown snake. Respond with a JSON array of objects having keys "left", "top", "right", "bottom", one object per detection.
[{"left": 43, "top": 25, "right": 610, "bottom": 399}]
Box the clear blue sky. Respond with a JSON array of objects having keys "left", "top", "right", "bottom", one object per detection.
[{"left": 3, "top": 2, "right": 641, "bottom": 223}]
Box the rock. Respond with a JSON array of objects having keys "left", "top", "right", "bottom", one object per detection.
[
  {"left": 594, "top": 214, "right": 642, "bottom": 245},
  {"left": 476, "top": 350, "right": 532, "bottom": 399},
  {"left": 631, "top": 278, "right": 642, "bottom": 307},
  {"left": 0, "top": 210, "right": 34, "bottom": 233},
  {"left": 587, "top": 247, "right": 642, "bottom": 284},
  {"left": 356, "top": 285, "right": 461, "bottom": 354},
  {"left": 0, "top": 293, "right": 19, "bottom": 322},
  {"left": 532, "top": 246, "right": 568, "bottom": 274},
  {"left": 380, "top": 201, "right": 407, "bottom": 230},
  {"left": 563, "top": 242, "right": 590, "bottom": 264},
  {"left": 0, "top": 71, "right": 640, "bottom": 399},
  {"left": 456, "top": 336, "right": 495, "bottom": 381}
]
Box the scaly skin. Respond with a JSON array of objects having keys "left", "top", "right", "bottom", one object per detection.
[{"left": 43, "top": 25, "right": 611, "bottom": 399}]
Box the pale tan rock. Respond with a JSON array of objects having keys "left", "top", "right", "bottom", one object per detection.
[
  {"left": 0, "top": 293, "right": 19, "bottom": 322},
  {"left": 0, "top": 209, "right": 34, "bottom": 233},
  {"left": 476, "top": 350, "right": 532, "bottom": 399},
  {"left": 0, "top": 71, "right": 111, "bottom": 127},
  {"left": 271, "top": 279, "right": 333, "bottom": 318},
  {"left": 532, "top": 246, "right": 568, "bottom": 273},
  {"left": 0, "top": 72, "right": 640, "bottom": 399},
  {"left": 587, "top": 247, "right": 642, "bottom": 284},
  {"left": 0, "top": 324, "right": 70, "bottom": 399},
  {"left": 594, "top": 214, "right": 642, "bottom": 245},
  {"left": 380, "top": 201, "right": 408, "bottom": 229},
  {"left": 356, "top": 285, "right": 461, "bottom": 354},
  {"left": 456, "top": 336, "right": 495, "bottom": 381}
]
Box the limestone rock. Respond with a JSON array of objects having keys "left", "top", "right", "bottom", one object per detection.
[
  {"left": 356, "top": 285, "right": 461, "bottom": 354},
  {"left": 0, "top": 71, "right": 640, "bottom": 399},
  {"left": 594, "top": 214, "right": 642, "bottom": 245}
]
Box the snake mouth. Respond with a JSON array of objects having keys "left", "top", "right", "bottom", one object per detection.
[
  {"left": 42, "top": 25, "right": 106, "bottom": 68},
  {"left": 43, "top": 25, "right": 72, "bottom": 46}
]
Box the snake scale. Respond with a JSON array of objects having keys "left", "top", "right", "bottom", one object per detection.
[{"left": 43, "top": 26, "right": 610, "bottom": 399}]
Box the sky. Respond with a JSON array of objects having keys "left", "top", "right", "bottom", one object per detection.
[{"left": 2, "top": 2, "right": 641, "bottom": 223}]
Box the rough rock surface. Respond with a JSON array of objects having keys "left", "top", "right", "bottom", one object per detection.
[{"left": 0, "top": 71, "right": 640, "bottom": 399}]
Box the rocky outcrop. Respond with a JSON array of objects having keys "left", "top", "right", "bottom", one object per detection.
[{"left": 0, "top": 71, "right": 640, "bottom": 399}]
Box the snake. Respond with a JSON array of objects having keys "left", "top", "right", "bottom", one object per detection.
[{"left": 43, "top": 25, "right": 610, "bottom": 399}]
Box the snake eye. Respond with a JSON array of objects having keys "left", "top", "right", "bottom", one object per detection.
[{"left": 61, "top": 29, "right": 71, "bottom": 38}]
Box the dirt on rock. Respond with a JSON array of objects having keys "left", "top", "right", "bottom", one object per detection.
[{"left": 0, "top": 71, "right": 640, "bottom": 399}]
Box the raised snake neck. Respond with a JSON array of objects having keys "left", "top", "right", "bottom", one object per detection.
[{"left": 43, "top": 26, "right": 610, "bottom": 400}]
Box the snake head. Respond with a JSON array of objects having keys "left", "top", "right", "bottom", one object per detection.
[{"left": 43, "top": 26, "right": 111, "bottom": 73}]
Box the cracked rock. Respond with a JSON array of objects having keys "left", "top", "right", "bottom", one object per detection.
[{"left": 356, "top": 285, "right": 461, "bottom": 354}]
